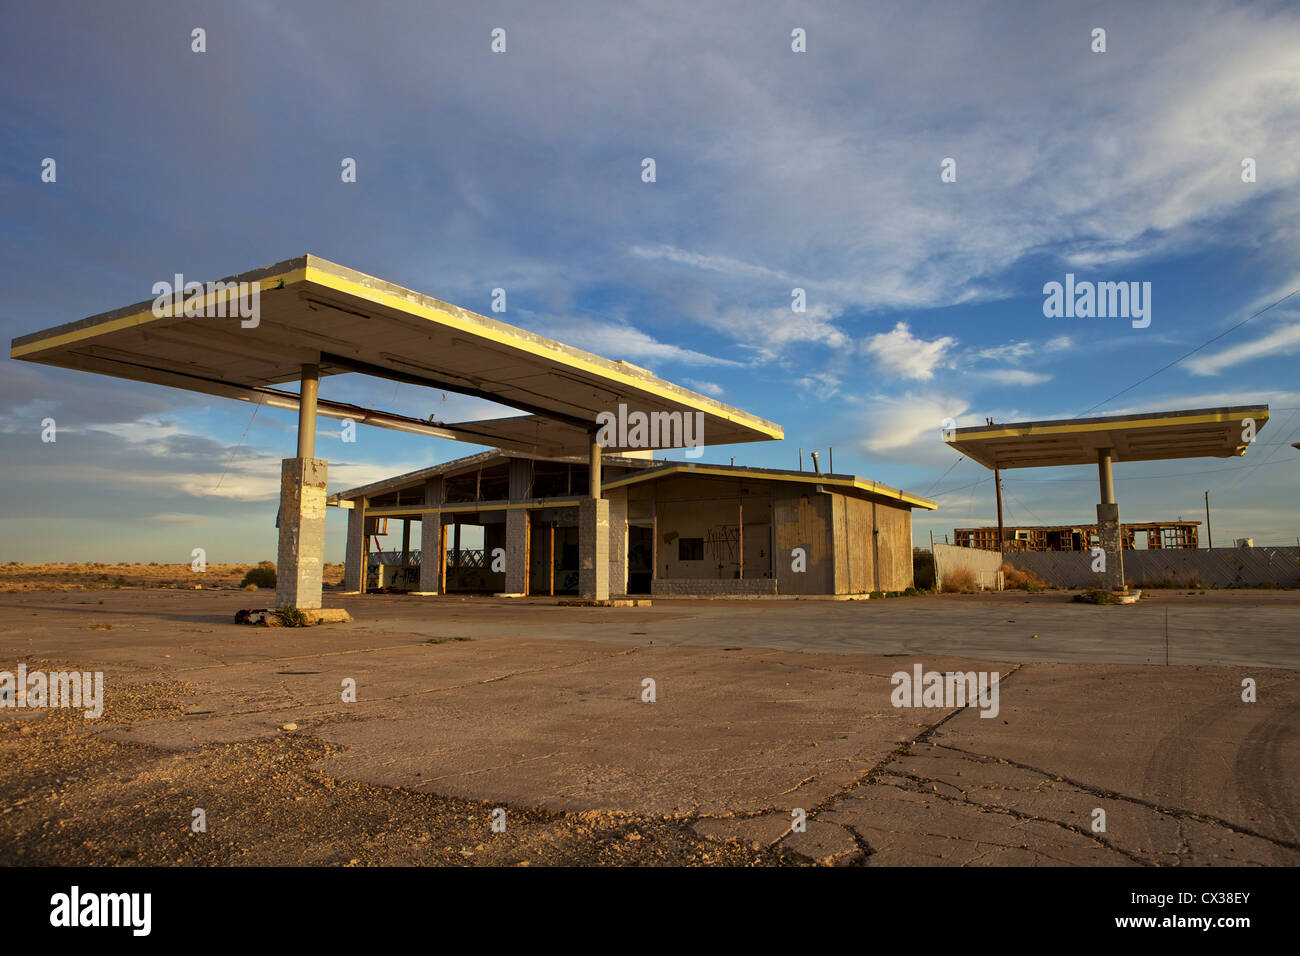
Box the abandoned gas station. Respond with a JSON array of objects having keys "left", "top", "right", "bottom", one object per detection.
[
  {"left": 10, "top": 254, "right": 935, "bottom": 606},
  {"left": 10, "top": 255, "right": 1273, "bottom": 606}
]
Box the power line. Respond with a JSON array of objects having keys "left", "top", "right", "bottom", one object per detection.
[
  {"left": 929, "top": 476, "right": 989, "bottom": 498},
  {"left": 1078, "top": 285, "right": 1300, "bottom": 417},
  {"left": 923, "top": 454, "right": 967, "bottom": 496},
  {"left": 215, "top": 399, "right": 264, "bottom": 491},
  {"left": 1215, "top": 407, "right": 1300, "bottom": 496},
  {"left": 1002, "top": 485, "right": 1047, "bottom": 525}
]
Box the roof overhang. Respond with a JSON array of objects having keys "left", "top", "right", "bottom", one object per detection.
[
  {"left": 602, "top": 463, "right": 938, "bottom": 510},
  {"left": 326, "top": 448, "right": 658, "bottom": 505},
  {"left": 10, "top": 255, "right": 783, "bottom": 457},
  {"left": 945, "top": 405, "right": 1269, "bottom": 470}
]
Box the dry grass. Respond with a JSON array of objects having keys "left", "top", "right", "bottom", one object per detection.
[
  {"left": 942, "top": 567, "right": 978, "bottom": 593},
  {"left": 1001, "top": 562, "right": 1048, "bottom": 590},
  {"left": 0, "top": 562, "right": 345, "bottom": 592}
]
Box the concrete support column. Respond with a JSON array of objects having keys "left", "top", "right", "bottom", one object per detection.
[
  {"left": 297, "top": 363, "right": 319, "bottom": 460},
  {"left": 589, "top": 436, "right": 602, "bottom": 499},
  {"left": 343, "top": 496, "right": 367, "bottom": 592},
  {"left": 275, "top": 457, "right": 328, "bottom": 609},
  {"left": 418, "top": 478, "right": 443, "bottom": 594},
  {"left": 1096, "top": 449, "right": 1123, "bottom": 589},
  {"left": 504, "top": 508, "right": 529, "bottom": 594},
  {"left": 1098, "top": 448, "right": 1115, "bottom": 505},
  {"left": 579, "top": 497, "right": 610, "bottom": 601}
]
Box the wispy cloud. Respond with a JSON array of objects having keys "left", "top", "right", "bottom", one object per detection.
[
  {"left": 683, "top": 378, "right": 725, "bottom": 397},
  {"left": 537, "top": 316, "right": 741, "bottom": 368},
  {"left": 1185, "top": 321, "right": 1300, "bottom": 375},
  {"left": 976, "top": 369, "right": 1052, "bottom": 387}
]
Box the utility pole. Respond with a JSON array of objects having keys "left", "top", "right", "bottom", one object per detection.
[
  {"left": 1204, "top": 491, "right": 1212, "bottom": 549},
  {"left": 994, "top": 467, "right": 1005, "bottom": 555}
]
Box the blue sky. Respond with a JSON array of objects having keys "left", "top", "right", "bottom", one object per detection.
[{"left": 3, "top": 0, "right": 1299, "bottom": 562}]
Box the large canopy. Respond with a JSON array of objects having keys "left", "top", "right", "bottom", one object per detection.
[{"left": 10, "top": 255, "right": 783, "bottom": 457}]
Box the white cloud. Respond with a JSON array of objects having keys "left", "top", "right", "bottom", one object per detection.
[
  {"left": 629, "top": 244, "right": 795, "bottom": 283},
  {"left": 978, "top": 369, "right": 1052, "bottom": 387},
  {"left": 794, "top": 373, "right": 842, "bottom": 401},
  {"left": 976, "top": 341, "right": 1034, "bottom": 363},
  {"left": 855, "top": 394, "right": 971, "bottom": 458},
  {"left": 86, "top": 420, "right": 189, "bottom": 448},
  {"left": 863, "top": 323, "right": 956, "bottom": 380},
  {"left": 1184, "top": 321, "right": 1300, "bottom": 375}
]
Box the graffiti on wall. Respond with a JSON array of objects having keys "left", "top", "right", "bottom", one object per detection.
[{"left": 704, "top": 525, "right": 740, "bottom": 563}]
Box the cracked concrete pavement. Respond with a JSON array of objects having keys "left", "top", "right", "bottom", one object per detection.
[{"left": 1, "top": 588, "right": 1296, "bottom": 865}]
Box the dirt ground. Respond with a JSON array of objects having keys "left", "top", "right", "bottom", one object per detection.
[
  {"left": 1, "top": 587, "right": 1296, "bottom": 867},
  {"left": 0, "top": 689, "right": 783, "bottom": 866},
  {"left": 0, "top": 562, "right": 345, "bottom": 592}
]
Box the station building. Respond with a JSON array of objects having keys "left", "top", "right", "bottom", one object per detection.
[{"left": 330, "top": 449, "right": 936, "bottom": 598}]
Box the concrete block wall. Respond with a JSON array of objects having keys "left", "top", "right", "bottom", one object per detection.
[
  {"left": 651, "top": 578, "right": 778, "bottom": 596},
  {"left": 1006, "top": 546, "right": 1300, "bottom": 589}
]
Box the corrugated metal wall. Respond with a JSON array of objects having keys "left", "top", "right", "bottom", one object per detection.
[
  {"left": 872, "top": 500, "right": 914, "bottom": 591},
  {"left": 773, "top": 491, "right": 833, "bottom": 593},
  {"left": 829, "top": 493, "right": 914, "bottom": 593},
  {"left": 833, "top": 495, "right": 873, "bottom": 593}
]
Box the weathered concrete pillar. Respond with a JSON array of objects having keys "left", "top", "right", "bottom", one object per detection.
[
  {"left": 343, "top": 496, "right": 367, "bottom": 593},
  {"left": 418, "top": 478, "right": 443, "bottom": 594},
  {"left": 1095, "top": 449, "right": 1124, "bottom": 590},
  {"left": 579, "top": 497, "right": 610, "bottom": 600},
  {"left": 1096, "top": 503, "right": 1125, "bottom": 590},
  {"left": 1098, "top": 448, "right": 1116, "bottom": 505},
  {"left": 297, "top": 364, "right": 319, "bottom": 459},
  {"left": 588, "top": 435, "right": 602, "bottom": 499},
  {"left": 504, "top": 508, "right": 529, "bottom": 594},
  {"left": 275, "top": 457, "right": 328, "bottom": 609}
]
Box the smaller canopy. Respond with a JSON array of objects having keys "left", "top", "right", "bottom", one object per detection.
[{"left": 945, "top": 406, "right": 1269, "bottom": 470}]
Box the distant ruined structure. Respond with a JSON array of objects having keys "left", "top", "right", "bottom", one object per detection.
[{"left": 953, "top": 521, "right": 1200, "bottom": 552}]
